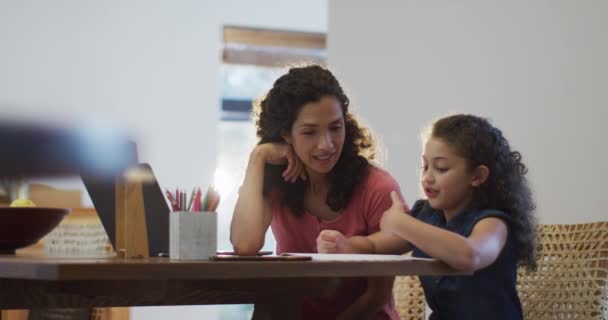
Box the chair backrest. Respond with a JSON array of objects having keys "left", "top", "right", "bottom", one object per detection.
[
  {"left": 517, "top": 222, "right": 608, "bottom": 320},
  {"left": 393, "top": 273, "right": 426, "bottom": 320},
  {"left": 393, "top": 222, "right": 608, "bottom": 320}
]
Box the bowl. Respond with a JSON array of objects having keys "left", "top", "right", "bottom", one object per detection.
[{"left": 0, "top": 207, "right": 70, "bottom": 254}]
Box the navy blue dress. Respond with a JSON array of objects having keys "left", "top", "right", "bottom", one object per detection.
[{"left": 410, "top": 200, "right": 523, "bottom": 320}]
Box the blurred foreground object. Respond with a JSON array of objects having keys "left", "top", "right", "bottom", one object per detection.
[
  {"left": 0, "top": 120, "right": 137, "bottom": 178},
  {"left": 0, "top": 177, "right": 28, "bottom": 205},
  {"left": 0, "top": 207, "right": 70, "bottom": 254}
]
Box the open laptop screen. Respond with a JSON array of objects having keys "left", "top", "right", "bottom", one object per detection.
[{"left": 82, "top": 163, "right": 169, "bottom": 256}]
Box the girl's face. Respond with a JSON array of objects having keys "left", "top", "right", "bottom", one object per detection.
[
  {"left": 421, "top": 137, "right": 483, "bottom": 217},
  {"left": 286, "top": 95, "right": 345, "bottom": 177}
]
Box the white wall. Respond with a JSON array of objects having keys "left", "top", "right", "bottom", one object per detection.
[
  {"left": 0, "top": 0, "right": 220, "bottom": 190},
  {"left": 0, "top": 0, "right": 327, "bottom": 198},
  {"left": 328, "top": 0, "right": 608, "bottom": 224},
  {"left": 0, "top": 1, "right": 326, "bottom": 320},
  {"left": 0, "top": 2, "right": 220, "bottom": 319},
  {"left": 221, "top": 0, "right": 327, "bottom": 32}
]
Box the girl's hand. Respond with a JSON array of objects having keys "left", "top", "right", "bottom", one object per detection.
[
  {"left": 316, "top": 230, "right": 354, "bottom": 253},
  {"left": 255, "top": 143, "right": 307, "bottom": 183},
  {"left": 380, "top": 191, "right": 408, "bottom": 235}
]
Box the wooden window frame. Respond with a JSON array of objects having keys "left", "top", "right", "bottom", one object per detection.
[{"left": 222, "top": 26, "right": 326, "bottom": 67}]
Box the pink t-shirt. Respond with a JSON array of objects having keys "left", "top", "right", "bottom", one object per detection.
[{"left": 270, "top": 166, "right": 407, "bottom": 320}]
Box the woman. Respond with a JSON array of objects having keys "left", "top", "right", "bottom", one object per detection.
[{"left": 230, "top": 65, "right": 408, "bottom": 320}]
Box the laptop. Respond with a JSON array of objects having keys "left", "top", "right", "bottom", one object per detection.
[{"left": 82, "top": 163, "right": 169, "bottom": 256}]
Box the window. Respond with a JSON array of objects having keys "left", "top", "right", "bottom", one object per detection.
[
  {"left": 215, "top": 26, "right": 326, "bottom": 252},
  {"left": 213, "top": 26, "right": 326, "bottom": 319}
]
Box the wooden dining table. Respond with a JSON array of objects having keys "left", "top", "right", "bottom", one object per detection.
[{"left": 0, "top": 250, "right": 463, "bottom": 320}]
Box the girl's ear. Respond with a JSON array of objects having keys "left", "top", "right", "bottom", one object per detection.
[{"left": 471, "top": 165, "right": 489, "bottom": 187}]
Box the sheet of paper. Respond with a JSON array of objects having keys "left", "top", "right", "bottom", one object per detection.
[{"left": 283, "top": 253, "right": 433, "bottom": 262}]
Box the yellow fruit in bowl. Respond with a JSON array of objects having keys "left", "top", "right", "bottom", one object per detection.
[{"left": 10, "top": 199, "right": 37, "bottom": 207}]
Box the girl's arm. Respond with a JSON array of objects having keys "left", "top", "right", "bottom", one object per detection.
[
  {"left": 317, "top": 230, "right": 411, "bottom": 254},
  {"left": 365, "top": 232, "right": 413, "bottom": 254},
  {"left": 315, "top": 232, "right": 410, "bottom": 319},
  {"left": 381, "top": 192, "right": 508, "bottom": 272},
  {"left": 315, "top": 231, "right": 410, "bottom": 319},
  {"left": 314, "top": 178, "right": 412, "bottom": 318},
  {"left": 316, "top": 182, "right": 413, "bottom": 255}
]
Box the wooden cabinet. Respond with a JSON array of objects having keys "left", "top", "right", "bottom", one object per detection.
[{"left": 1, "top": 308, "right": 129, "bottom": 320}]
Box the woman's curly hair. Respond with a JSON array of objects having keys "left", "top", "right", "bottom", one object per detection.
[
  {"left": 430, "top": 114, "right": 538, "bottom": 270},
  {"left": 253, "top": 65, "right": 376, "bottom": 215}
]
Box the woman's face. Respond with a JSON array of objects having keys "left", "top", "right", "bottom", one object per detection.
[{"left": 286, "top": 95, "right": 345, "bottom": 176}]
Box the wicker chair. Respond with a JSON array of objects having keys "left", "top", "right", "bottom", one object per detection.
[
  {"left": 393, "top": 222, "right": 608, "bottom": 320},
  {"left": 393, "top": 272, "right": 426, "bottom": 320},
  {"left": 517, "top": 222, "right": 608, "bottom": 320}
]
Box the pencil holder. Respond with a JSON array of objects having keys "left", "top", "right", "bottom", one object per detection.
[{"left": 169, "top": 211, "right": 217, "bottom": 260}]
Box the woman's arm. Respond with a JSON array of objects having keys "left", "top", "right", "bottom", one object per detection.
[
  {"left": 230, "top": 143, "right": 305, "bottom": 256},
  {"left": 381, "top": 192, "right": 508, "bottom": 272},
  {"left": 230, "top": 147, "right": 272, "bottom": 256}
]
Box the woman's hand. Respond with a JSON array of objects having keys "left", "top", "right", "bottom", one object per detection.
[
  {"left": 316, "top": 230, "right": 354, "bottom": 253},
  {"left": 255, "top": 143, "right": 306, "bottom": 183},
  {"left": 380, "top": 191, "right": 408, "bottom": 235}
]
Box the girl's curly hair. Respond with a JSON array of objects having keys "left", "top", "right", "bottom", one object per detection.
[
  {"left": 253, "top": 65, "right": 376, "bottom": 215},
  {"left": 430, "top": 114, "right": 538, "bottom": 270}
]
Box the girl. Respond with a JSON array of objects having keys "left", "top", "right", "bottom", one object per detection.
[
  {"left": 230, "top": 65, "right": 408, "bottom": 320},
  {"left": 380, "top": 114, "right": 537, "bottom": 319}
]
